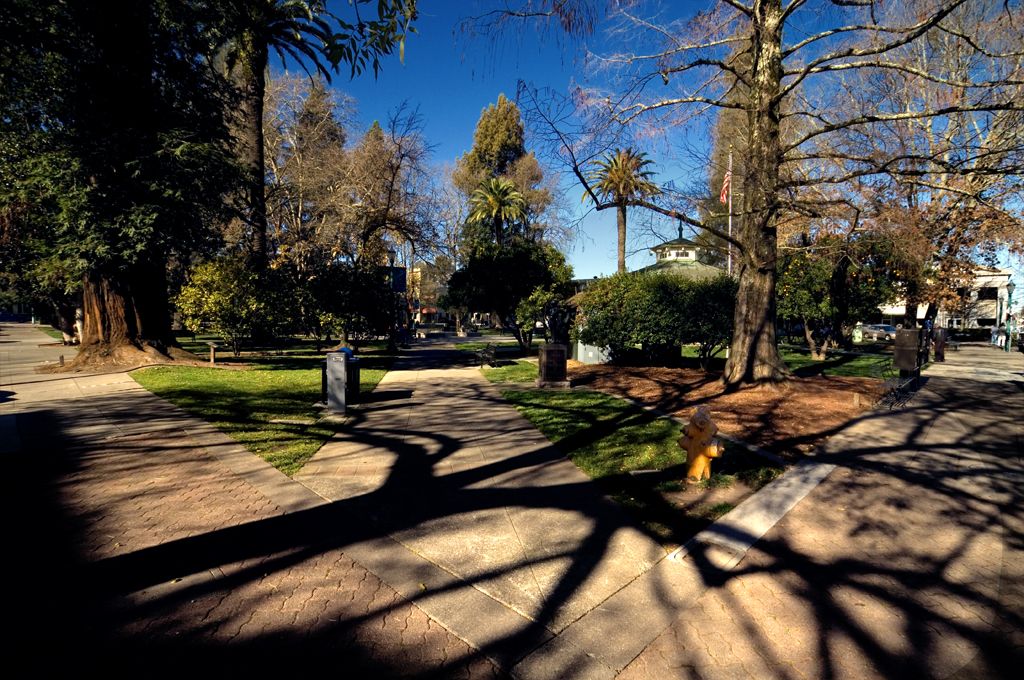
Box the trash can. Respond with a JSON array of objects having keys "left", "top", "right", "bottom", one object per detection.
[
  {"left": 893, "top": 328, "right": 922, "bottom": 372},
  {"left": 321, "top": 352, "right": 360, "bottom": 411},
  {"left": 325, "top": 351, "right": 349, "bottom": 413}
]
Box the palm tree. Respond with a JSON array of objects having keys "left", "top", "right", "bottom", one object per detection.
[
  {"left": 586, "top": 148, "right": 661, "bottom": 273},
  {"left": 468, "top": 177, "right": 526, "bottom": 246},
  {"left": 215, "top": 1, "right": 334, "bottom": 265},
  {"left": 216, "top": 0, "right": 417, "bottom": 265}
]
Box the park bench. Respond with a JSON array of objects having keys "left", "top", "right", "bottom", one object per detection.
[
  {"left": 475, "top": 343, "right": 519, "bottom": 366},
  {"left": 875, "top": 359, "right": 919, "bottom": 410}
]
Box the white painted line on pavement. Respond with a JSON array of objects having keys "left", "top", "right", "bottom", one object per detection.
[{"left": 669, "top": 460, "right": 836, "bottom": 566}]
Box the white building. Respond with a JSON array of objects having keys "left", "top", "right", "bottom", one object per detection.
[
  {"left": 637, "top": 233, "right": 725, "bottom": 280},
  {"left": 879, "top": 266, "right": 1015, "bottom": 329}
]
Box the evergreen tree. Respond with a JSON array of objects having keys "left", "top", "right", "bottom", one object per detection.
[
  {"left": 453, "top": 94, "right": 553, "bottom": 249},
  {"left": 452, "top": 94, "right": 526, "bottom": 194},
  {"left": 1, "top": 0, "right": 239, "bottom": 364}
]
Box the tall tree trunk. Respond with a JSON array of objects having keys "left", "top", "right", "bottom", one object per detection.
[
  {"left": 830, "top": 254, "right": 852, "bottom": 349},
  {"left": 802, "top": 318, "right": 825, "bottom": 361},
  {"left": 81, "top": 272, "right": 136, "bottom": 348},
  {"left": 236, "top": 37, "right": 268, "bottom": 266},
  {"left": 70, "top": 2, "right": 175, "bottom": 364},
  {"left": 724, "top": 0, "right": 789, "bottom": 386},
  {"left": 617, "top": 204, "right": 627, "bottom": 273},
  {"left": 903, "top": 302, "right": 919, "bottom": 328},
  {"left": 79, "top": 260, "right": 174, "bottom": 356}
]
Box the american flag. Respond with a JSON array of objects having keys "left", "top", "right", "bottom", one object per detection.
[{"left": 719, "top": 170, "right": 732, "bottom": 204}]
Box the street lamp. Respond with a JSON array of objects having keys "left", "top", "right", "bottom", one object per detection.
[{"left": 1006, "top": 280, "right": 1015, "bottom": 352}]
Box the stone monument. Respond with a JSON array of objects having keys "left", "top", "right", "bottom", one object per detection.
[{"left": 536, "top": 343, "right": 571, "bottom": 388}]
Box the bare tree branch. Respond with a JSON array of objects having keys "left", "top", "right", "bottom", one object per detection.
[
  {"left": 780, "top": 0, "right": 969, "bottom": 98},
  {"left": 785, "top": 102, "right": 1024, "bottom": 153}
]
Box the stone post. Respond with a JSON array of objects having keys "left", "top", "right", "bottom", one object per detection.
[{"left": 536, "top": 344, "right": 571, "bottom": 388}]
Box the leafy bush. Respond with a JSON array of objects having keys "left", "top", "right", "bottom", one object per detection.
[
  {"left": 574, "top": 272, "right": 737, "bottom": 369},
  {"left": 176, "top": 257, "right": 285, "bottom": 356}
]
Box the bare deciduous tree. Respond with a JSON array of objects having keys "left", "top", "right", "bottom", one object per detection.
[{"left": 505, "top": 0, "right": 1024, "bottom": 385}]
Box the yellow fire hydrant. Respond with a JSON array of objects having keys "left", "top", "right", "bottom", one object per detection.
[{"left": 678, "top": 406, "right": 724, "bottom": 482}]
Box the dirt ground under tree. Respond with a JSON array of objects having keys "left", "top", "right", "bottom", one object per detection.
[{"left": 569, "top": 362, "right": 884, "bottom": 458}]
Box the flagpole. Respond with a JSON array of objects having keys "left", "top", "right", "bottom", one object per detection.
[
  {"left": 727, "top": 147, "right": 733, "bottom": 277},
  {"left": 725, "top": 147, "right": 734, "bottom": 362}
]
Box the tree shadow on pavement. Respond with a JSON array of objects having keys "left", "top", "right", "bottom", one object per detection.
[
  {"left": 10, "top": 352, "right": 1024, "bottom": 678},
  {"left": 11, "top": 376, "right": 642, "bottom": 676},
  {"left": 627, "top": 375, "right": 1024, "bottom": 679}
]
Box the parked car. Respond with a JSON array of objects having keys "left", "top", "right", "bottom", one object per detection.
[{"left": 863, "top": 324, "right": 898, "bottom": 341}]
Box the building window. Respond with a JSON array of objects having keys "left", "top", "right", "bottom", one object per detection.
[
  {"left": 977, "top": 317, "right": 997, "bottom": 326},
  {"left": 977, "top": 287, "right": 998, "bottom": 300}
]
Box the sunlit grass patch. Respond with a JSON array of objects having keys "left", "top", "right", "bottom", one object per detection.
[{"left": 133, "top": 362, "right": 387, "bottom": 476}]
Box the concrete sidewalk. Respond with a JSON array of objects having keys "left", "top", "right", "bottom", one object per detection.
[
  {"left": 292, "top": 350, "right": 705, "bottom": 677},
  {"left": 621, "top": 344, "right": 1024, "bottom": 679},
  {"left": 2, "top": 326, "right": 717, "bottom": 677},
  {"left": 3, "top": 324, "right": 501, "bottom": 677}
]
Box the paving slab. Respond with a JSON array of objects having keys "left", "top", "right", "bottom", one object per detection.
[
  {"left": 2, "top": 323, "right": 502, "bottom": 676},
  {"left": 12, "top": 320, "right": 1019, "bottom": 678}
]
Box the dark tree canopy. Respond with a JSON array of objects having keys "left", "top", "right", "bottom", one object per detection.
[
  {"left": 444, "top": 239, "right": 569, "bottom": 350},
  {"left": 1, "top": 0, "right": 240, "bottom": 362}
]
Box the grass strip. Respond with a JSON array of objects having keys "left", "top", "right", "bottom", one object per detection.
[
  {"left": 133, "top": 362, "right": 386, "bottom": 476},
  {"left": 503, "top": 388, "right": 783, "bottom": 545},
  {"left": 37, "top": 325, "right": 65, "bottom": 341},
  {"left": 482, "top": 360, "right": 538, "bottom": 383}
]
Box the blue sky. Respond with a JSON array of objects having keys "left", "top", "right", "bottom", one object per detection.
[
  {"left": 291, "top": 2, "right": 1022, "bottom": 298},
  {"left": 303, "top": 3, "right": 690, "bottom": 278}
]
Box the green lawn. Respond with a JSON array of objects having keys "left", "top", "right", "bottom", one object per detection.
[
  {"left": 780, "top": 348, "right": 891, "bottom": 378},
  {"left": 37, "top": 325, "right": 65, "bottom": 341},
  {"left": 457, "top": 338, "right": 543, "bottom": 354},
  {"left": 457, "top": 340, "right": 521, "bottom": 352},
  {"left": 504, "top": 390, "right": 686, "bottom": 477},
  {"left": 503, "top": 389, "right": 782, "bottom": 543},
  {"left": 482, "top": 360, "right": 537, "bottom": 383},
  {"left": 679, "top": 343, "right": 889, "bottom": 378},
  {"left": 133, "top": 360, "right": 387, "bottom": 476},
  {"left": 173, "top": 332, "right": 388, "bottom": 362}
]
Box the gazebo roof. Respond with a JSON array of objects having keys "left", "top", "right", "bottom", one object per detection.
[
  {"left": 650, "top": 237, "right": 699, "bottom": 251},
  {"left": 637, "top": 259, "right": 726, "bottom": 280}
]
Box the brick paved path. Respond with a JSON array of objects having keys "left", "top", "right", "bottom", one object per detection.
[
  {"left": 4, "top": 324, "right": 500, "bottom": 677},
  {"left": 7, "top": 322, "right": 1021, "bottom": 679}
]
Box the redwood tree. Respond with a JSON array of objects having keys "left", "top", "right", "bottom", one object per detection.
[{"left": 2, "top": 0, "right": 239, "bottom": 364}]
